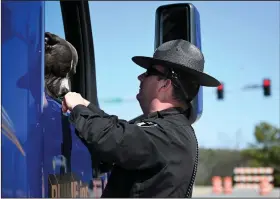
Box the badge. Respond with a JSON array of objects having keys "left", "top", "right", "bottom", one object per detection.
[{"left": 136, "top": 121, "right": 158, "bottom": 127}]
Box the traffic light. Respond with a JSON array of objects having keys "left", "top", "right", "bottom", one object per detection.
[
  {"left": 217, "top": 83, "right": 224, "bottom": 100},
  {"left": 263, "top": 79, "right": 271, "bottom": 96}
]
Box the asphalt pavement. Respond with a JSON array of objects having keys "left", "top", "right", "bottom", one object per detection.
[{"left": 193, "top": 186, "right": 280, "bottom": 198}]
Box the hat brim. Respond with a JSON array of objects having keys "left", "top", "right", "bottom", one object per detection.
[{"left": 132, "top": 56, "right": 220, "bottom": 87}]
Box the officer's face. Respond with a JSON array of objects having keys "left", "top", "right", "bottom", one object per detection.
[{"left": 137, "top": 65, "right": 170, "bottom": 114}]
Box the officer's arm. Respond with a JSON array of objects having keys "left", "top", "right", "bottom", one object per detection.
[
  {"left": 69, "top": 104, "right": 166, "bottom": 170},
  {"left": 82, "top": 103, "right": 114, "bottom": 171},
  {"left": 87, "top": 103, "right": 109, "bottom": 117}
]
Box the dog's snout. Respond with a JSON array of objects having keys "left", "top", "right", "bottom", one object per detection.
[{"left": 61, "top": 87, "right": 69, "bottom": 96}]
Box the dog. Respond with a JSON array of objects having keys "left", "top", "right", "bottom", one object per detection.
[
  {"left": 44, "top": 32, "right": 78, "bottom": 100},
  {"left": 16, "top": 32, "right": 78, "bottom": 106}
]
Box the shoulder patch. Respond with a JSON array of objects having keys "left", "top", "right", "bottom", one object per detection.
[{"left": 136, "top": 121, "right": 158, "bottom": 127}]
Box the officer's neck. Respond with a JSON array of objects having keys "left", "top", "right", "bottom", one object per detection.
[{"left": 147, "top": 101, "right": 184, "bottom": 116}]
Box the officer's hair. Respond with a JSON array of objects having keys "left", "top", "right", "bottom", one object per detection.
[
  {"left": 158, "top": 68, "right": 200, "bottom": 104},
  {"left": 172, "top": 78, "right": 200, "bottom": 103}
]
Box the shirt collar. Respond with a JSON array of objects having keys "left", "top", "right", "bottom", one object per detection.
[{"left": 147, "top": 107, "right": 186, "bottom": 119}]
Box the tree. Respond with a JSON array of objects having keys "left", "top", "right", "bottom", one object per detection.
[
  {"left": 195, "top": 148, "right": 247, "bottom": 185},
  {"left": 241, "top": 122, "right": 280, "bottom": 186}
]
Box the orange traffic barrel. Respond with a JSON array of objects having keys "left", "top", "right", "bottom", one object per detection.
[
  {"left": 259, "top": 177, "right": 271, "bottom": 195},
  {"left": 223, "top": 176, "right": 233, "bottom": 194},
  {"left": 212, "top": 176, "right": 223, "bottom": 194}
]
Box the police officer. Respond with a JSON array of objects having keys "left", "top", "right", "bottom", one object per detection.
[{"left": 62, "top": 39, "right": 221, "bottom": 198}]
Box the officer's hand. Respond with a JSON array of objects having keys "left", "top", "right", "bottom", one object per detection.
[{"left": 62, "top": 92, "right": 86, "bottom": 112}]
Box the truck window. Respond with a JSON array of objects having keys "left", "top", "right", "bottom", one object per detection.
[{"left": 45, "top": 1, "right": 65, "bottom": 38}]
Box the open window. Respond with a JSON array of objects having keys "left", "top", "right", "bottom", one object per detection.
[
  {"left": 60, "top": 1, "right": 99, "bottom": 106},
  {"left": 43, "top": 1, "right": 102, "bottom": 198}
]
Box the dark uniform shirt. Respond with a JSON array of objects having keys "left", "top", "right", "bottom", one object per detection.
[{"left": 69, "top": 103, "right": 198, "bottom": 198}]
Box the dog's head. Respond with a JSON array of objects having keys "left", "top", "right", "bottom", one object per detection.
[
  {"left": 17, "top": 32, "right": 78, "bottom": 104},
  {"left": 45, "top": 32, "right": 78, "bottom": 99},
  {"left": 45, "top": 32, "right": 78, "bottom": 77}
]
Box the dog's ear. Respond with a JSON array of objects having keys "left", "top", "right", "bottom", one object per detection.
[
  {"left": 45, "top": 34, "right": 73, "bottom": 77},
  {"left": 45, "top": 32, "right": 78, "bottom": 77}
]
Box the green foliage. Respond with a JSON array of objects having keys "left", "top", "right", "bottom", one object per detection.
[
  {"left": 254, "top": 122, "right": 280, "bottom": 148},
  {"left": 241, "top": 122, "right": 280, "bottom": 187}
]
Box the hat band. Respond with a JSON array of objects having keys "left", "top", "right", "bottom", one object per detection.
[{"left": 153, "top": 49, "right": 204, "bottom": 73}]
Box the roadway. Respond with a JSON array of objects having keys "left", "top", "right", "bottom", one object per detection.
[{"left": 192, "top": 186, "right": 280, "bottom": 198}]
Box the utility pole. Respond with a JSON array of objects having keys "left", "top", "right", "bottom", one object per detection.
[{"left": 235, "top": 129, "right": 242, "bottom": 150}]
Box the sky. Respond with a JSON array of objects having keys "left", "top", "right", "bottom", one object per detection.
[{"left": 45, "top": 1, "right": 280, "bottom": 149}]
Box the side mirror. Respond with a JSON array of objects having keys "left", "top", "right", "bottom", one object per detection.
[{"left": 155, "top": 3, "right": 203, "bottom": 124}]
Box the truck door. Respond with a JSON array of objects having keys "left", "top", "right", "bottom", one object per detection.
[
  {"left": 2, "top": 1, "right": 45, "bottom": 197},
  {"left": 2, "top": 0, "right": 100, "bottom": 197}
]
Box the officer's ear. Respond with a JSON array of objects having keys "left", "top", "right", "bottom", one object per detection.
[{"left": 159, "top": 79, "right": 172, "bottom": 92}]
